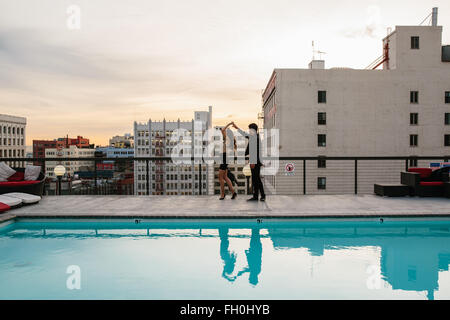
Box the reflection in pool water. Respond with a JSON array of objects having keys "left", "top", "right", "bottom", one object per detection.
[
  {"left": 0, "top": 218, "right": 449, "bottom": 299},
  {"left": 219, "top": 227, "right": 262, "bottom": 285}
]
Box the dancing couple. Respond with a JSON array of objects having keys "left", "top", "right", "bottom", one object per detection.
[{"left": 218, "top": 122, "right": 265, "bottom": 202}]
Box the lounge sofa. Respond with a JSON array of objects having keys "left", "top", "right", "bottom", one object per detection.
[
  {"left": 401, "top": 167, "right": 450, "bottom": 197},
  {"left": 0, "top": 167, "right": 46, "bottom": 197}
]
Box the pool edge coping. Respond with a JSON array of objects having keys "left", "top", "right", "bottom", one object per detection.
[
  {"left": 9, "top": 213, "right": 450, "bottom": 219},
  {"left": 0, "top": 214, "right": 16, "bottom": 223}
]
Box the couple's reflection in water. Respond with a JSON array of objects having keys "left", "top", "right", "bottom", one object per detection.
[
  {"left": 219, "top": 227, "right": 262, "bottom": 285},
  {"left": 216, "top": 224, "right": 450, "bottom": 299}
]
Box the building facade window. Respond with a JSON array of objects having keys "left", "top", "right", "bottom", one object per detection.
[
  {"left": 318, "top": 91, "right": 327, "bottom": 103},
  {"left": 318, "top": 159, "right": 326, "bottom": 168},
  {"left": 444, "top": 112, "right": 450, "bottom": 125},
  {"left": 410, "top": 113, "right": 418, "bottom": 125},
  {"left": 318, "top": 112, "right": 326, "bottom": 125},
  {"left": 410, "top": 91, "right": 419, "bottom": 104},
  {"left": 445, "top": 135, "right": 450, "bottom": 147},
  {"left": 445, "top": 113, "right": 450, "bottom": 125},
  {"left": 317, "top": 177, "right": 326, "bottom": 190},
  {"left": 411, "top": 36, "right": 420, "bottom": 49},
  {"left": 409, "top": 158, "right": 418, "bottom": 167},
  {"left": 446, "top": 92, "right": 450, "bottom": 104},
  {"left": 318, "top": 134, "right": 326, "bottom": 147},
  {"left": 410, "top": 134, "right": 418, "bottom": 147}
]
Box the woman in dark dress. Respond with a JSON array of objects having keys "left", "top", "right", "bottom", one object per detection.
[{"left": 219, "top": 123, "right": 237, "bottom": 200}]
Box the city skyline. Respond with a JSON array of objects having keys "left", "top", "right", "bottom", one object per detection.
[{"left": 1, "top": 0, "right": 449, "bottom": 146}]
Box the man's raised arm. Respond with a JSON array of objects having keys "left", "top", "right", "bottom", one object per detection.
[{"left": 232, "top": 122, "right": 248, "bottom": 137}]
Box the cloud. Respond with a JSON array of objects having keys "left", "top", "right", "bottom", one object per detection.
[
  {"left": 0, "top": 29, "right": 200, "bottom": 103},
  {"left": 341, "top": 5, "right": 383, "bottom": 39},
  {"left": 0, "top": 28, "right": 261, "bottom": 144},
  {"left": 0, "top": 29, "right": 115, "bottom": 79}
]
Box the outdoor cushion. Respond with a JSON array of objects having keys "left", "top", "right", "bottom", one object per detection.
[
  {"left": 0, "top": 180, "right": 40, "bottom": 187},
  {"left": 419, "top": 181, "right": 444, "bottom": 187},
  {"left": 24, "top": 165, "right": 41, "bottom": 181},
  {"left": 408, "top": 168, "right": 432, "bottom": 178},
  {"left": 7, "top": 171, "right": 25, "bottom": 182},
  {"left": 0, "top": 195, "right": 22, "bottom": 207},
  {"left": 426, "top": 167, "right": 450, "bottom": 182},
  {"left": 2, "top": 192, "right": 41, "bottom": 204},
  {"left": 0, "top": 202, "right": 10, "bottom": 213},
  {"left": 0, "top": 162, "right": 16, "bottom": 182}
]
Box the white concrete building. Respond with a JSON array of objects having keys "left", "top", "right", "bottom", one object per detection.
[
  {"left": 134, "top": 106, "right": 213, "bottom": 195},
  {"left": 262, "top": 11, "right": 450, "bottom": 194},
  {"left": 0, "top": 114, "right": 26, "bottom": 167},
  {"left": 45, "top": 145, "right": 95, "bottom": 178}
]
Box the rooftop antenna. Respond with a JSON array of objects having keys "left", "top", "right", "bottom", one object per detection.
[
  {"left": 312, "top": 41, "right": 327, "bottom": 60},
  {"left": 316, "top": 50, "right": 327, "bottom": 60}
]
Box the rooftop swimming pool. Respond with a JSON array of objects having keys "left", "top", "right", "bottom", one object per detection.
[{"left": 0, "top": 218, "right": 449, "bottom": 300}]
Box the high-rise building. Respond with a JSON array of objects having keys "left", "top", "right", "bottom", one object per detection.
[
  {"left": 134, "top": 106, "right": 213, "bottom": 195},
  {"left": 33, "top": 140, "right": 58, "bottom": 160},
  {"left": 45, "top": 145, "right": 95, "bottom": 178},
  {"left": 58, "top": 136, "right": 90, "bottom": 149},
  {"left": 0, "top": 114, "right": 26, "bottom": 167},
  {"left": 262, "top": 11, "right": 450, "bottom": 194},
  {"left": 33, "top": 135, "right": 91, "bottom": 168},
  {"left": 109, "top": 134, "right": 134, "bottom": 148}
]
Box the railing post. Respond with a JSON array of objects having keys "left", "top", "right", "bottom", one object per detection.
[
  {"left": 199, "top": 163, "right": 202, "bottom": 195},
  {"left": 146, "top": 159, "right": 150, "bottom": 196},
  {"left": 94, "top": 159, "right": 98, "bottom": 194},
  {"left": 43, "top": 159, "right": 47, "bottom": 196},
  {"left": 405, "top": 158, "right": 409, "bottom": 171},
  {"left": 354, "top": 159, "right": 358, "bottom": 195},
  {"left": 303, "top": 160, "right": 306, "bottom": 195}
]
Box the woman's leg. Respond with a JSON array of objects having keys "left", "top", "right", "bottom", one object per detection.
[
  {"left": 219, "top": 170, "right": 225, "bottom": 197},
  {"left": 224, "top": 169, "right": 235, "bottom": 194}
]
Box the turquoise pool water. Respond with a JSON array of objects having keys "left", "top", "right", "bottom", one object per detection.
[{"left": 0, "top": 218, "right": 450, "bottom": 300}]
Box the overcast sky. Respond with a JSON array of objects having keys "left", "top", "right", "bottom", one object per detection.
[{"left": 1, "top": 0, "right": 449, "bottom": 146}]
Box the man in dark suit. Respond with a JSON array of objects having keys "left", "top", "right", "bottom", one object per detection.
[{"left": 232, "top": 122, "right": 265, "bottom": 201}]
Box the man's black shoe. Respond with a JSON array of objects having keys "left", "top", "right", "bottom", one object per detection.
[
  {"left": 260, "top": 196, "right": 265, "bottom": 201},
  {"left": 247, "top": 197, "right": 258, "bottom": 201}
]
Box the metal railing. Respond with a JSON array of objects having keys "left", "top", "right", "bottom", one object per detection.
[{"left": 2, "top": 155, "right": 449, "bottom": 196}]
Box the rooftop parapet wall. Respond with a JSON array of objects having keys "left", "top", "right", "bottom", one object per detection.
[{"left": 0, "top": 114, "right": 27, "bottom": 124}]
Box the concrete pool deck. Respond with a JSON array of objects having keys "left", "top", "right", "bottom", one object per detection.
[{"left": 1, "top": 194, "right": 449, "bottom": 220}]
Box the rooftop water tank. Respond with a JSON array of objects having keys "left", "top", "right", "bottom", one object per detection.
[{"left": 308, "top": 60, "right": 325, "bottom": 69}]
